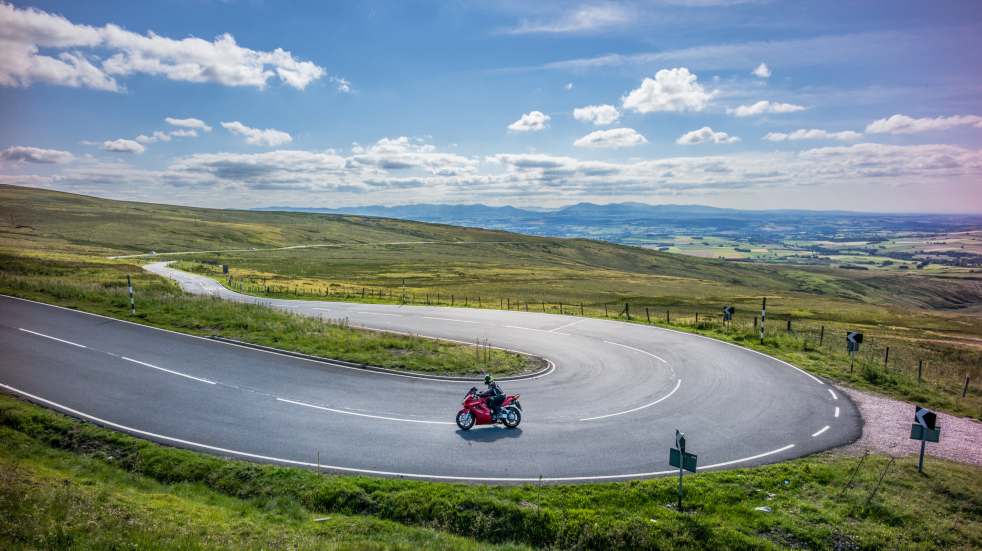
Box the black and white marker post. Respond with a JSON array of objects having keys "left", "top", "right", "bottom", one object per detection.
[
  {"left": 669, "top": 429, "right": 698, "bottom": 510},
  {"left": 759, "top": 298, "right": 766, "bottom": 344},
  {"left": 910, "top": 405, "right": 940, "bottom": 473},
  {"left": 127, "top": 274, "right": 135, "bottom": 315},
  {"left": 722, "top": 305, "right": 735, "bottom": 327},
  {"left": 847, "top": 331, "right": 863, "bottom": 371}
]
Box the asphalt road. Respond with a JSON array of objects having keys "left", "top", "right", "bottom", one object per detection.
[{"left": 0, "top": 262, "right": 861, "bottom": 482}]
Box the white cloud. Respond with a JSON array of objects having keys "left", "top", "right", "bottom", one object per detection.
[
  {"left": 332, "top": 77, "right": 351, "bottom": 93},
  {"left": 752, "top": 62, "right": 771, "bottom": 78},
  {"left": 728, "top": 100, "right": 806, "bottom": 117},
  {"left": 573, "top": 104, "right": 620, "bottom": 125},
  {"left": 221, "top": 121, "right": 293, "bottom": 147},
  {"left": 763, "top": 129, "right": 862, "bottom": 142},
  {"left": 165, "top": 117, "right": 212, "bottom": 132},
  {"left": 622, "top": 68, "right": 715, "bottom": 114},
  {"left": 504, "top": 4, "right": 632, "bottom": 34},
  {"left": 0, "top": 145, "right": 73, "bottom": 163},
  {"left": 101, "top": 139, "right": 145, "bottom": 154},
  {"left": 565, "top": 82, "right": 574, "bottom": 91},
  {"left": 573, "top": 128, "right": 647, "bottom": 149},
  {"left": 676, "top": 127, "right": 740, "bottom": 145},
  {"left": 507, "top": 111, "right": 551, "bottom": 132},
  {"left": 135, "top": 131, "right": 171, "bottom": 144},
  {"left": 865, "top": 114, "right": 982, "bottom": 134},
  {"left": 168, "top": 129, "right": 198, "bottom": 138},
  {"left": 0, "top": 3, "right": 325, "bottom": 92},
  {"left": 350, "top": 136, "right": 478, "bottom": 176}
]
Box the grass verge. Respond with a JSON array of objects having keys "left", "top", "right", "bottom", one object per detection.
[
  {"left": 0, "top": 253, "right": 540, "bottom": 377},
  {"left": 2, "top": 393, "right": 979, "bottom": 550}
]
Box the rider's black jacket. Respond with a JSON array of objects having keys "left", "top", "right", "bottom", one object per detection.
[{"left": 478, "top": 382, "right": 503, "bottom": 399}]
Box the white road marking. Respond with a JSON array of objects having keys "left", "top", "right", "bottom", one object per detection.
[
  {"left": 550, "top": 319, "right": 585, "bottom": 333},
  {"left": 580, "top": 379, "right": 682, "bottom": 421},
  {"left": 828, "top": 389, "right": 838, "bottom": 400},
  {"left": 276, "top": 397, "right": 453, "bottom": 425},
  {"left": 121, "top": 356, "right": 216, "bottom": 385},
  {"left": 811, "top": 425, "right": 830, "bottom": 437},
  {"left": 18, "top": 328, "right": 87, "bottom": 349},
  {"left": 698, "top": 444, "right": 796, "bottom": 471},
  {"left": 504, "top": 325, "right": 553, "bottom": 333},
  {"left": 834, "top": 406, "right": 840, "bottom": 418},
  {"left": 422, "top": 316, "right": 479, "bottom": 324},
  {"left": 602, "top": 340, "right": 668, "bottom": 364},
  {"left": 355, "top": 311, "right": 402, "bottom": 317},
  {"left": 0, "top": 381, "right": 799, "bottom": 483}
]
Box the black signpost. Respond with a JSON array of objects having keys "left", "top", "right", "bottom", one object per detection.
[
  {"left": 722, "top": 305, "right": 735, "bottom": 324},
  {"left": 847, "top": 331, "right": 863, "bottom": 370},
  {"left": 222, "top": 264, "right": 229, "bottom": 274},
  {"left": 910, "top": 405, "right": 940, "bottom": 473},
  {"left": 669, "top": 430, "right": 697, "bottom": 509}
]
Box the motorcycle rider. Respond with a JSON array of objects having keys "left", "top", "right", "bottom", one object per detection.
[{"left": 479, "top": 374, "right": 505, "bottom": 419}]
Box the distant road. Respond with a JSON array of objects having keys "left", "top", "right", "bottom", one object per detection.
[{"left": 0, "top": 263, "right": 860, "bottom": 482}]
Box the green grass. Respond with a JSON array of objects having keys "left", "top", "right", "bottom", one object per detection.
[
  {"left": 0, "top": 253, "right": 538, "bottom": 377},
  {"left": 2, "top": 393, "right": 980, "bottom": 550}
]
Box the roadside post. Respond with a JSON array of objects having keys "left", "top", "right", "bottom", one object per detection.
[
  {"left": 722, "top": 306, "right": 735, "bottom": 327},
  {"left": 847, "top": 332, "right": 863, "bottom": 371},
  {"left": 759, "top": 298, "right": 766, "bottom": 344},
  {"left": 127, "top": 274, "right": 135, "bottom": 315},
  {"left": 910, "top": 405, "right": 940, "bottom": 473},
  {"left": 669, "top": 430, "right": 697, "bottom": 510}
]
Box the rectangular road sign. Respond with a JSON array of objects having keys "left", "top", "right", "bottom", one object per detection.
[
  {"left": 910, "top": 424, "right": 941, "bottom": 443},
  {"left": 670, "top": 448, "right": 698, "bottom": 472}
]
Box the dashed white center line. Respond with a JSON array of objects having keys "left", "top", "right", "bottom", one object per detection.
[
  {"left": 355, "top": 311, "right": 402, "bottom": 317},
  {"left": 834, "top": 406, "right": 840, "bottom": 418},
  {"left": 550, "top": 319, "right": 585, "bottom": 333},
  {"left": 811, "top": 425, "right": 830, "bottom": 437},
  {"left": 422, "top": 316, "right": 479, "bottom": 324},
  {"left": 828, "top": 389, "right": 838, "bottom": 400},
  {"left": 18, "top": 328, "right": 87, "bottom": 348},
  {"left": 505, "top": 325, "right": 552, "bottom": 333},
  {"left": 121, "top": 356, "right": 216, "bottom": 385},
  {"left": 602, "top": 340, "right": 668, "bottom": 364},
  {"left": 277, "top": 397, "right": 453, "bottom": 425}
]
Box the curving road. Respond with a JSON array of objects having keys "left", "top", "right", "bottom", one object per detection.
[{"left": 0, "top": 262, "right": 861, "bottom": 482}]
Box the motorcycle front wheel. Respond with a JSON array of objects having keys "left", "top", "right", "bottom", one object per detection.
[
  {"left": 456, "top": 411, "right": 475, "bottom": 430},
  {"left": 502, "top": 407, "right": 521, "bottom": 428}
]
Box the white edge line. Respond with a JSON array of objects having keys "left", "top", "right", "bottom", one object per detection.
[
  {"left": 18, "top": 328, "right": 87, "bottom": 349},
  {"left": 422, "top": 316, "right": 480, "bottom": 324},
  {"left": 834, "top": 406, "right": 840, "bottom": 418},
  {"left": 811, "top": 425, "right": 830, "bottom": 437},
  {"left": 276, "top": 397, "right": 453, "bottom": 425},
  {"left": 828, "top": 389, "right": 838, "bottom": 400},
  {"left": 602, "top": 340, "right": 668, "bottom": 364},
  {"left": 0, "top": 382, "right": 798, "bottom": 482},
  {"left": 121, "top": 356, "right": 216, "bottom": 385},
  {"left": 580, "top": 379, "right": 682, "bottom": 421},
  {"left": 1, "top": 295, "right": 554, "bottom": 384}
]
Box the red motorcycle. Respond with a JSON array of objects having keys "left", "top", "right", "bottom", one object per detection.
[{"left": 456, "top": 386, "right": 522, "bottom": 430}]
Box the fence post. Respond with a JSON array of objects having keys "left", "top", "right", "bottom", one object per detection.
[
  {"left": 787, "top": 319, "right": 792, "bottom": 333},
  {"left": 127, "top": 274, "right": 135, "bottom": 315},
  {"left": 819, "top": 325, "right": 825, "bottom": 346},
  {"left": 580, "top": 303, "right": 584, "bottom": 316},
  {"left": 451, "top": 294, "right": 454, "bottom": 306},
  {"left": 964, "top": 376, "right": 971, "bottom": 398},
  {"left": 695, "top": 312, "right": 699, "bottom": 323},
  {"left": 883, "top": 347, "right": 890, "bottom": 369},
  {"left": 666, "top": 310, "right": 670, "bottom": 323},
  {"left": 646, "top": 307, "right": 650, "bottom": 323},
  {"left": 624, "top": 303, "right": 630, "bottom": 320},
  {"left": 604, "top": 304, "right": 608, "bottom": 317},
  {"left": 753, "top": 316, "right": 757, "bottom": 332},
  {"left": 507, "top": 298, "right": 510, "bottom": 309},
  {"left": 917, "top": 360, "right": 923, "bottom": 383}
]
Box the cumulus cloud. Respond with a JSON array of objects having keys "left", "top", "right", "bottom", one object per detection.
[
  {"left": 0, "top": 145, "right": 73, "bottom": 163},
  {"left": 676, "top": 127, "right": 740, "bottom": 145},
  {"left": 573, "top": 104, "right": 620, "bottom": 125},
  {"left": 728, "top": 100, "right": 806, "bottom": 117},
  {"left": 764, "top": 129, "right": 862, "bottom": 142},
  {"left": 752, "top": 62, "right": 771, "bottom": 78},
  {"left": 622, "top": 68, "right": 715, "bottom": 114},
  {"left": 165, "top": 117, "right": 212, "bottom": 132},
  {"left": 350, "top": 136, "right": 478, "bottom": 176},
  {"left": 865, "top": 114, "right": 982, "bottom": 134},
  {"left": 504, "top": 4, "right": 632, "bottom": 34},
  {"left": 332, "top": 76, "right": 351, "bottom": 93},
  {"left": 574, "top": 128, "right": 647, "bottom": 149},
  {"left": 507, "top": 111, "right": 550, "bottom": 132},
  {"left": 101, "top": 139, "right": 145, "bottom": 154},
  {"left": 221, "top": 121, "right": 293, "bottom": 147},
  {"left": 0, "top": 2, "right": 325, "bottom": 92}
]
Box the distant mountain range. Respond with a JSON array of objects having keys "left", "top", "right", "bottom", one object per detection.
[{"left": 254, "top": 203, "right": 982, "bottom": 244}]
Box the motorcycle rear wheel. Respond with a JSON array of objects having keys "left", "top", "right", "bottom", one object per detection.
[
  {"left": 502, "top": 407, "right": 521, "bottom": 428},
  {"left": 456, "top": 411, "right": 475, "bottom": 430}
]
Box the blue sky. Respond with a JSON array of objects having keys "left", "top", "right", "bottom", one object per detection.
[{"left": 1, "top": 0, "right": 981, "bottom": 212}]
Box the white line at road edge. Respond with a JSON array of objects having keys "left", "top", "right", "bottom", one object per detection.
[
  {"left": 828, "top": 389, "right": 838, "bottom": 400},
  {"left": 580, "top": 379, "right": 682, "bottom": 421},
  {"left": 18, "top": 328, "right": 87, "bottom": 349},
  {"left": 121, "top": 356, "right": 216, "bottom": 385},
  {"left": 277, "top": 397, "right": 453, "bottom": 425},
  {"left": 811, "top": 425, "right": 830, "bottom": 437},
  {"left": 602, "top": 340, "right": 668, "bottom": 364},
  {"left": 0, "top": 382, "right": 799, "bottom": 482}
]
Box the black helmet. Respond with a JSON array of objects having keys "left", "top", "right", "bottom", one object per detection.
[{"left": 484, "top": 374, "right": 494, "bottom": 385}]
